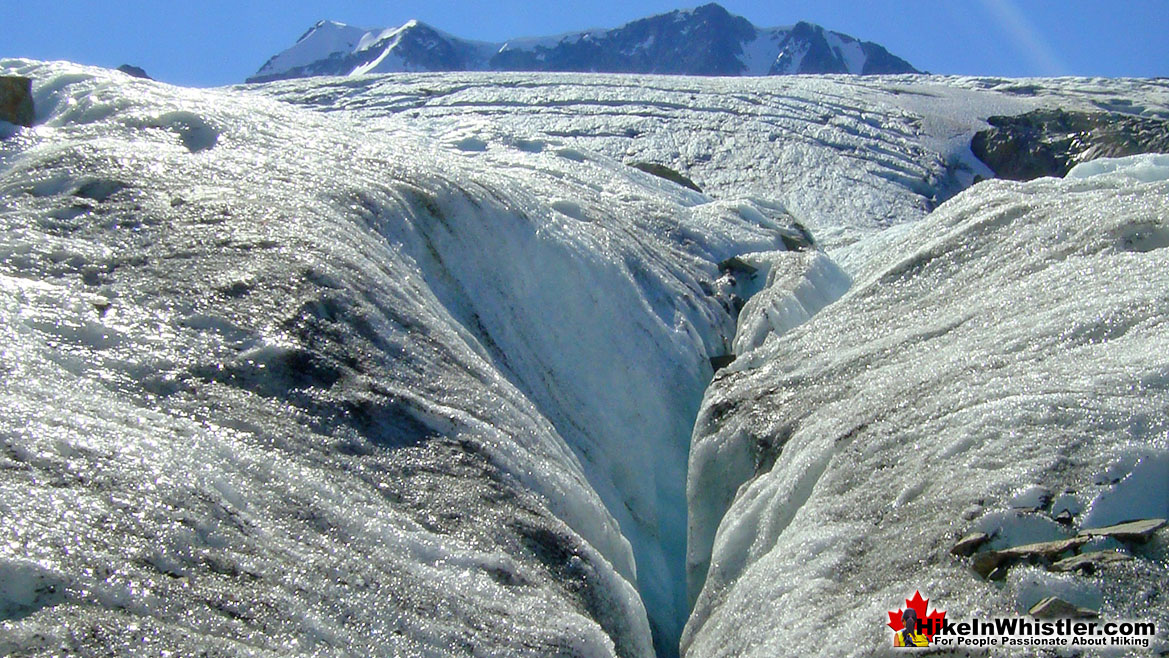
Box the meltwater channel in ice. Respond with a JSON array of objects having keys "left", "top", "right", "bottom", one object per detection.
[{"left": 3, "top": 58, "right": 1169, "bottom": 657}]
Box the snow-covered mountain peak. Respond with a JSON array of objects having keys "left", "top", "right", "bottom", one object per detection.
[
  {"left": 248, "top": 4, "right": 918, "bottom": 83},
  {"left": 306, "top": 19, "right": 354, "bottom": 34},
  {"left": 255, "top": 19, "right": 368, "bottom": 79}
]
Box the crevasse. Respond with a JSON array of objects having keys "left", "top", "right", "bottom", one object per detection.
[
  {"left": 4, "top": 60, "right": 1168, "bottom": 658},
  {"left": 0, "top": 60, "right": 835, "bottom": 658}
]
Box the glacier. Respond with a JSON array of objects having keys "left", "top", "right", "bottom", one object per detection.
[
  {"left": 1, "top": 58, "right": 1168, "bottom": 657},
  {"left": 684, "top": 164, "right": 1169, "bottom": 657}
]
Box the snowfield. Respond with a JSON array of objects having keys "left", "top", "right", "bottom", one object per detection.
[
  {"left": 684, "top": 160, "right": 1169, "bottom": 657},
  {"left": 0, "top": 59, "right": 1167, "bottom": 657},
  {"left": 251, "top": 72, "right": 1169, "bottom": 273}
]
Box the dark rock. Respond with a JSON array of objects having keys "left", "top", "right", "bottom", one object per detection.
[
  {"left": 950, "top": 532, "right": 990, "bottom": 557},
  {"left": 1078, "top": 518, "right": 1166, "bottom": 543},
  {"left": 491, "top": 3, "right": 757, "bottom": 76},
  {"left": 710, "top": 354, "right": 736, "bottom": 371},
  {"left": 964, "top": 519, "right": 1165, "bottom": 579},
  {"left": 971, "top": 536, "right": 1089, "bottom": 579},
  {"left": 117, "top": 64, "right": 152, "bottom": 80},
  {"left": 718, "top": 256, "right": 757, "bottom": 275},
  {"left": 771, "top": 21, "right": 918, "bottom": 75},
  {"left": 791, "top": 222, "right": 816, "bottom": 247},
  {"left": 971, "top": 108, "right": 1169, "bottom": 181},
  {"left": 628, "top": 162, "right": 702, "bottom": 192},
  {"left": 1028, "top": 596, "right": 1098, "bottom": 620},
  {"left": 0, "top": 76, "right": 35, "bottom": 127},
  {"left": 779, "top": 230, "right": 813, "bottom": 252},
  {"left": 987, "top": 566, "right": 1009, "bottom": 581},
  {"left": 251, "top": 4, "right": 919, "bottom": 83},
  {"left": 1054, "top": 509, "right": 1074, "bottom": 525},
  {"left": 1050, "top": 550, "right": 1132, "bottom": 574},
  {"left": 250, "top": 20, "right": 498, "bottom": 83}
]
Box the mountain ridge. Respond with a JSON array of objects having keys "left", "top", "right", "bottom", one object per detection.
[{"left": 248, "top": 3, "right": 919, "bottom": 83}]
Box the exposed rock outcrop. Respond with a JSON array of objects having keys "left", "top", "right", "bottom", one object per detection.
[
  {"left": 1080, "top": 517, "right": 1166, "bottom": 543},
  {"left": 1050, "top": 551, "right": 1132, "bottom": 574},
  {"left": 949, "top": 532, "right": 990, "bottom": 557},
  {"left": 971, "top": 108, "right": 1169, "bottom": 181},
  {"left": 249, "top": 4, "right": 920, "bottom": 83},
  {"left": 1029, "top": 596, "right": 1099, "bottom": 620},
  {"left": 0, "top": 76, "right": 34, "bottom": 127},
  {"left": 117, "top": 64, "right": 152, "bottom": 80},
  {"left": 971, "top": 536, "right": 1090, "bottom": 579},
  {"left": 629, "top": 161, "right": 703, "bottom": 192},
  {"left": 966, "top": 518, "right": 1166, "bottom": 579}
]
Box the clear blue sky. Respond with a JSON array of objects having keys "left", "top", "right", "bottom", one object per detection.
[{"left": 3, "top": 1, "right": 1166, "bottom": 86}]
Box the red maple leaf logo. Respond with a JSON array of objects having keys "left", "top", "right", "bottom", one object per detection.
[{"left": 887, "top": 590, "right": 947, "bottom": 641}]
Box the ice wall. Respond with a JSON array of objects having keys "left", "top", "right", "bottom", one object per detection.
[
  {"left": 0, "top": 59, "right": 837, "bottom": 656},
  {"left": 683, "top": 167, "right": 1169, "bottom": 656},
  {"left": 0, "top": 60, "right": 663, "bottom": 656},
  {"left": 0, "top": 61, "right": 670, "bottom": 655},
  {"left": 367, "top": 137, "right": 799, "bottom": 654},
  {"left": 4, "top": 59, "right": 1169, "bottom": 658}
]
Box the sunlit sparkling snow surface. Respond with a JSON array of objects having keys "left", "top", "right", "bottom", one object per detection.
[
  {"left": 1, "top": 59, "right": 1168, "bottom": 657},
  {"left": 250, "top": 72, "right": 1169, "bottom": 273},
  {"left": 685, "top": 159, "right": 1169, "bottom": 657}
]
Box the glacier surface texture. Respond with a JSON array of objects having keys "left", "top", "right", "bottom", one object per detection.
[{"left": 1, "top": 59, "right": 1168, "bottom": 657}]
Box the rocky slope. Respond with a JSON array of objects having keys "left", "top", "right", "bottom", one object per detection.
[
  {"left": 248, "top": 4, "right": 918, "bottom": 83},
  {"left": 972, "top": 107, "right": 1169, "bottom": 180}
]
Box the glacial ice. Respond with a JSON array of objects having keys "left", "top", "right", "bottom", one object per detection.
[
  {"left": 2, "top": 57, "right": 835, "bottom": 656},
  {"left": 683, "top": 171, "right": 1169, "bottom": 656},
  {"left": 1, "top": 59, "right": 717, "bottom": 656},
  {"left": 2, "top": 57, "right": 1168, "bottom": 657},
  {"left": 250, "top": 72, "right": 1169, "bottom": 272},
  {"left": 1066, "top": 152, "right": 1169, "bottom": 183},
  {"left": 729, "top": 249, "right": 852, "bottom": 357}
]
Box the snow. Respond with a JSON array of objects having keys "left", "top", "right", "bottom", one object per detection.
[
  {"left": 772, "top": 41, "right": 808, "bottom": 75},
  {"left": 738, "top": 29, "right": 785, "bottom": 76},
  {"left": 730, "top": 249, "right": 852, "bottom": 357},
  {"left": 346, "top": 24, "right": 436, "bottom": 76},
  {"left": 3, "top": 56, "right": 1169, "bottom": 657},
  {"left": 825, "top": 32, "right": 866, "bottom": 74},
  {"left": 351, "top": 40, "right": 408, "bottom": 76},
  {"left": 684, "top": 170, "right": 1169, "bottom": 656},
  {"left": 1066, "top": 152, "right": 1169, "bottom": 183},
  {"left": 256, "top": 20, "right": 496, "bottom": 79},
  {"left": 256, "top": 20, "right": 367, "bottom": 78},
  {"left": 357, "top": 23, "right": 416, "bottom": 53}
]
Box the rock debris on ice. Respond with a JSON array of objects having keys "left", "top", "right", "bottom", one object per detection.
[{"left": 2, "top": 57, "right": 1168, "bottom": 657}]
